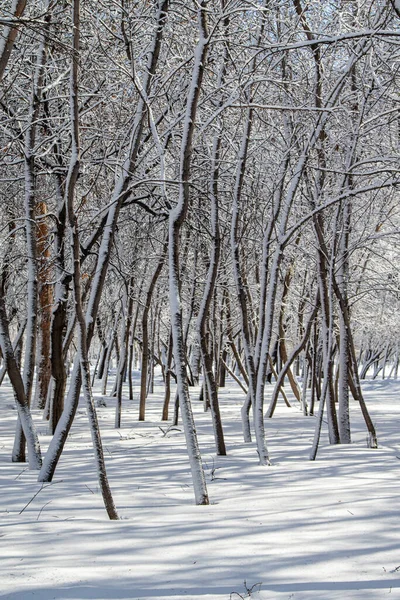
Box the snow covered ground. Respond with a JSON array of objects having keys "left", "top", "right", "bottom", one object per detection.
[{"left": 1, "top": 374, "right": 400, "bottom": 600}]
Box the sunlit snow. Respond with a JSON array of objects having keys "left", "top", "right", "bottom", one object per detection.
[{"left": 1, "top": 372, "right": 400, "bottom": 600}]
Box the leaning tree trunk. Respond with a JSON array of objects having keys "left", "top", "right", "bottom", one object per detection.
[
  {"left": 168, "top": 1, "right": 210, "bottom": 505},
  {"left": 0, "top": 0, "right": 27, "bottom": 81},
  {"left": 64, "top": 0, "right": 118, "bottom": 519},
  {"left": 95, "top": 316, "right": 108, "bottom": 381},
  {"left": 0, "top": 319, "right": 26, "bottom": 386}
]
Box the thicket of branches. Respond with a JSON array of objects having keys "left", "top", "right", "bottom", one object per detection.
[{"left": 1, "top": 0, "right": 399, "bottom": 515}]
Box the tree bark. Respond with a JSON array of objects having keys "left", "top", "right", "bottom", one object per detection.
[
  {"left": 33, "top": 201, "right": 53, "bottom": 410},
  {"left": 0, "top": 0, "right": 27, "bottom": 81},
  {"left": 168, "top": 1, "right": 210, "bottom": 505}
]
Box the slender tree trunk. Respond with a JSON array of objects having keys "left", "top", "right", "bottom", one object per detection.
[
  {"left": 337, "top": 200, "right": 351, "bottom": 443},
  {"left": 168, "top": 2, "right": 209, "bottom": 505},
  {"left": 102, "top": 320, "right": 118, "bottom": 396},
  {"left": 95, "top": 317, "right": 108, "bottom": 381},
  {"left": 313, "top": 213, "right": 340, "bottom": 445},
  {"left": 0, "top": 319, "right": 26, "bottom": 386},
  {"left": 301, "top": 345, "right": 310, "bottom": 416},
  {"left": 64, "top": 0, "right": 118, "bottom": 519},
  {"left": 0, "top": 0, "right": 27, "bottom": 81},
  {"left": 139, "top": 243, "right": 166, "bottom": 421},
  {"left": 196, "top": 125, "right": 226, "bottom": 456},
  {"left": 230, "top": 108, "right": 259, "bottom": 447},
  {"left": 162, "top": 329, "right": 173, "bottom": 420},
  {"left": 278, "top": 263, "right": 302, "bottom": 402},
  {"left": 115, "top": 277, "right": 134, "bottom": 428},
  {"left": 33, "top": 201, "right": 53, "bottom": 410}
]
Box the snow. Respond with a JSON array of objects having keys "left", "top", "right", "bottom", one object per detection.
[{"left": 1, "top": 374, "right": 400, "bottom": 599}]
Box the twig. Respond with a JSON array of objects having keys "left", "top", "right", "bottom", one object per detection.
[
  {"left": 19, "top": 480, "right": 63, "bottom": 515},
  {"left": 158, "top": 425, "right": 182, "bottom": 437},
  {"left": 220, "top": 358, "right": 248, "bottom": 395},
  {"left": 230, "top": 580, "right": 263, "bottom": 599},
  {"left": 37, "top": 500, "right": 52, "bottom": 520},
  {"left": 244, "top": 580, "right": 263, "bottom": 596},
  {"left": 14, "top": 468, "right": 28, "bottom": 480},
  {"left": 19, "top": 485, "right": 45, "bottom": 514}
]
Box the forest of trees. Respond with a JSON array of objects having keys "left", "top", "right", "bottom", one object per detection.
[{"left": 0, "top": 0, "right": 399, "bottom": 518}]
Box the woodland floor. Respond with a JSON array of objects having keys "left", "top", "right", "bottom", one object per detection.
[{"left": 1, "top": 372, "right": 400, "bottom": 600}]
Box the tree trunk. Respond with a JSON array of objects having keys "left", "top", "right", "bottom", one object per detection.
[
  {"left": 115, "top": 277, "right": 134, "bottom": 428},
  {"left": 0, "top": 0, "right": 27, "bottom": 81},
  {"left": 33, "top": 201, "right": 53, "bottom": 410},
  {"left": 0, "top": 294, "right": 42, "bottom": 469},
  {"left": 139, "top": 242, "right": 166, "bottom": 421},
  {"left": 63, "top": 0, "right": 118, "bottom": 519},
  {"left": 162, "top": 329, "right": 173, "bottom": 421},
  {"left": 196, "top": 123, "right": 226, "bottom": 456},
  {"left": 168, "top": 2, "right": 210, "bottom": 505}
]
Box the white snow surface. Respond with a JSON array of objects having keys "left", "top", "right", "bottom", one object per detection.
[{"left": 1, "top": 373, "right": 400, "bottom": 600}]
